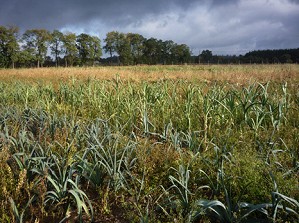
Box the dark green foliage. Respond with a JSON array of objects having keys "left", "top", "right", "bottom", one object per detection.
[
  {"left": 22, "top": 29, "right": 51, "bottom": 68},
  {"left": 76, "top": 33, "right": 102, "bottom": 66},
  {"left": 0, "top": 25, "right": 19, "bottom": 68},
  {"left": 1, "top": 25, "right": 299, "bottom": 68}
]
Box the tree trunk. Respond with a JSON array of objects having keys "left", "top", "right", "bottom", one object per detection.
[{"left": 109, "top": 50, "right": 113, "bottom": 65}]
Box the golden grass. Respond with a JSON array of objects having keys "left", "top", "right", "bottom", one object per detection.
[{"left": 0, "top": 64, "right": 298, "bottom": 84}]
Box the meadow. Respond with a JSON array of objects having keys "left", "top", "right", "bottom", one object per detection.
[{"left": 0, "top": 65, "right": 298, "bottom": 222}]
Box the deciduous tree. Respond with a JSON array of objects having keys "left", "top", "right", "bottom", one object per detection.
[
  {"left": 0, "top": 25, "right": 20, "bottom": 68},
  {"left": 62, "top": 32, "right": 78, "bottom": 67},
  {"left": 143, "top": 38, "right": 164, "bottom": 64},
  {"left": 103, "top": 31, "right": 119, "bottom": 59},
  {"left": 89, "top": 36, "right": 102, "bottom": 66},
  {"left": 162, "top": 40, "right": 175, "bottom": 64},
  {"left": 104, "top": 31, "right": 132, "bottom": 65},
  {"left": 76, "top": 33, "right": 102, "bottom": 66},
  {"left": 116, "top": 33, "right": 132, "bottom": 65},
  {"left": 50, "top": 30, "right": 64, "bottom": 67},
  {"left": 127, "top": 33, "right": 145, "bottom": 64},
  {"left": 22, "top": 29, "right": 51, "bottom": 68},
  {"left": 200, "top": 50, "right": 213, "bottom": 64},
  {"left": 173, "top": 44, "right": 191, "bottom": 64}
]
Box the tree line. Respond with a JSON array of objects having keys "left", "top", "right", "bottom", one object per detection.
[
  {"left": 1, "top": 25, "right": 298, "bottom": 68},
  {"left": 195, "top": 49, "right": 299, "bottom": 64},
  {"left": 0, "top": 26, "right": 191, "bottom": 68}
]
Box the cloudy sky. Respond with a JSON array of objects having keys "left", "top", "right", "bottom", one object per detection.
[{"left": 1, "top": 0, "right": 298, "bottom": 55}]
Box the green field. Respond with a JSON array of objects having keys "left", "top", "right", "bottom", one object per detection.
[{"left": 0, "top": 65, "right": 298, "bottom": 222}]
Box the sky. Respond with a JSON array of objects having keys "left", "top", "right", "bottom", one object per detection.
[{"left": 0, "top": 0, "right": 299, "bottom": 56}]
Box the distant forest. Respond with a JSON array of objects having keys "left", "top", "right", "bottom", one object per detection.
[
  {"left": 0, "top": 25, "right": 298, "bottom": 68},
  {"left": 195, "top": 48, "right": 299, "bottom": 65}
]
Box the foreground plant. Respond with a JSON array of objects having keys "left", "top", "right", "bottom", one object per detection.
[
  {"left": 159, "top": 164, "right": 209, "bottom": 222},
  {"left": 195, "top": 173, "right": 299, "bottom": 223},
  {"left": 44, "top": 155, "right": 94, "bottom": 222},
  {"left": 10, "top": 196, "right": 35, "bottom": 223}
]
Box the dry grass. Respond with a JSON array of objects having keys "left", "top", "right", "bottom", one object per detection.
[{"left": 0, "top": 64, "right": 298, "bottom": 84}]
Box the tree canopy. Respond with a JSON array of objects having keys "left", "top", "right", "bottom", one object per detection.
[
  {"left": 0, "top": 25, "right": 298, "bottom": 68},
  {"left": 22, "top": 29, "right": 52, "bottom": 68},
  {"left": 0, "top": 26, "right": 19, "bottom": 68}
]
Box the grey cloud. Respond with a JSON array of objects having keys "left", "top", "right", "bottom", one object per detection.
[
  {"left": 0, "top": 0, "right": 298, "bottom": 55},
  {"left": 288, "top": 0, "right": 299, "bottom": 3},
  {"left": 0, "top": 0, "right": 201, "bottom": 30}
]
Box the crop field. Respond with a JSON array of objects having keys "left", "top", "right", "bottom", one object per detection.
[{"left": 0, "top": 65, "right": 298, "bottom": 222}]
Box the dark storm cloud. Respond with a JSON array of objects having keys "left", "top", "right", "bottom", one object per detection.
[
  {"left": 288, "top": 0, "right": 299, "bottom": 3},
  {"left": 0, "top": 0, "right": 298, "bottom": 55},
  {"left": 0, "top": 0, "right": 202, "bottom": 30}
]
